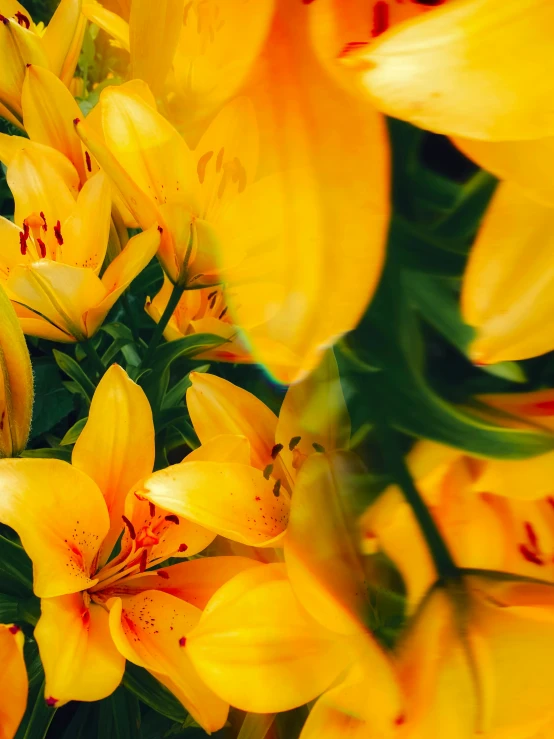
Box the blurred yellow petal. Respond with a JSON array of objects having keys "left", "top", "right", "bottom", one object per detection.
[
  {"left": 82, "top": 0, "right": 130, "bottom": 51},
  {"left": 186, "top": 372, "right": 277, "bottom": 470},
  {"left": 129, "top": 0, "right": 185, "bottom": 95},
  {"left": 139, "top": 460, "right": 289, "bottom": 546},
  {"left": 187, "top": 564, "right": 355, "bottom": 713},
  {"left": 109, "top": 555, "right": 261, "bottom": 609},
  {"left": 41, "top": 0, "right": 82, "bottom": 78},
  {"left": 0, "top": 624, "right": 27, "bottom": 739},
  {"left": 108, "top": 591, "right": 228, "bottom": 732},
  {"left": 0, "top": 458, "right": 109, "bottom": 597},
  {"left": 35, "top": 594, "right": 125, "bottom": 706},
  {"left": 474, "top": 454, "right": 554, "bottom": 501},
  {"left": 276, "top": 350, "right": 350, "bottom": 461},
  {"left": 462, "top": 182, "right": 554, "bottom": 364},
  {"left": 85, "top": 224, "right": 161, "bottom": 336},
  {"left": 0, "top": 282, "right": 33, "bottom": 457},
  {"left": 346, "top": 0, "right": 554, "bottom": 141},
  {"left": 22, "top": 64, "right": 87, "bottom": 183},
  {"left": 73, "top": 364, "right": 155, "bottom": 561},
  {"left": 285, "top": 451, "right": 369, "bottom": 635}
]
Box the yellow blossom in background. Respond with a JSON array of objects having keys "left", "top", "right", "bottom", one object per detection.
[
  {"left": 0, "top": 0, "right": 84, "bottom": 128},
  {"left": 0, "top": 282, "right": 33, "bottom": 458},
  {"left": 0, "top": 623, "right": 28, "bottom": 739}
]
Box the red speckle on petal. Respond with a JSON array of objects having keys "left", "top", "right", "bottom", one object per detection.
[
  {"left": 178, "top": 543, "right": 188, "bottom": 553},
  {"left": 81, "top": 608, "right": 90, "bottom": 626}
]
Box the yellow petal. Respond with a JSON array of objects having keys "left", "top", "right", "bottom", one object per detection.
[
  {"left": 0, "top": 17, "right": 48, "bottom": 117},
  {"left": 276, "top": 349, "right": 350, "bottom": 462},
  {"left": 462, "top": 182, "right": 554, "bottom": 363},
  {"left": 219, "top": 1, "right": 388, "bottom": 383},
  {"left": 0, "top": 132, "right": 27, "bottom": 165},
  {"left": 188, "top": 318, "right": 251, "bottom": 363},
  {"left": 139, "top": 460, "right": 289, "bottom": 546},
  {"left": 186, "top": 372, "right": 277, "bottom": 470},
  {"left": 129, "top": 0, "right": 185, "bottom": 95},
  {"left": 85, "top": 223, "right": 161, "bottom": 336},
  {"left": 35, "top": 594, "right": 125, "bottom": 706},
  {"left": 7, "top": 260, "right": 106, "bottom": 341},
  {"left": 0, "top": 282, "right": 33, "bottom": 457},
  {"left": 82, "top": 0, "right": 130, "bottom": 51},
  {"left": 474, "top": 454, "right": 554, "bottom": 502},
  {"left": 0, "top": 137, "right": 80, "bottom": 195},
  {"left": 285, "top": 451, "right": 369, "bottom": 635},
  {"left": 73, "top": 364, "right": 155, "bottom": 562},
  {"left": 22, "top": 64, "right": 87, "bottom": 184},
  {"left": 183, "top": 434, "right": 252, "bottom": 466},
  {"left": 108, "top": 590, "right": 228, "bottom": 732},
  {"left": 107, "top": 555, "right": 261, "bottom": 609},
  {"left": 41, "top": 0, "right": 82, "bottom": 78},
  {"left": 12, "top": 302, "right": 75, "bottom": 342},
  {"left": 187, "top": 564, "right": 355, "bottom": 713},
  {"left": 346, "top": 0, "right": 554, "bottom": 141},
  {"left": 0, "top": 624, "right": 27, "bottom": 739},
  {"left": 0, "top": 458, "right": 109, "bottom": 597}
]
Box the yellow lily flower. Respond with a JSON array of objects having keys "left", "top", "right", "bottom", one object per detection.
[
  {"left": 0, "top": 143, "right": 160, "bottom": 342},
  {"left": 77, "top": 0, "right": 389, "bottom": 383},
  {"left": 0, "top": 623, "right": 27, "bottom": 739},
  {"left": 0, "top": 0, "right": 85, "bottom": 127},
  {"left": 461, "top": 182, "right": 554, "bottom": 364},
  {"left": 0, "top": 364, "right": 261, "bottom": 731},
  {"left": 138, "top": 351, "right": 349, "bottom": 546},
  {"left": 0, "top": 282, "right": 33, "bottom": 458}
]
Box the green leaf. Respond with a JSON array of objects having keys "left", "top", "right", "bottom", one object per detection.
[
  {"left": 21, "top": 448, "right": 72, "bottom": 461},
  {"left": 122, "top": 664, "right": 187, "bottom": 723},
  {"left": 52, "top": 350, "right": 96, "bottom": 404},
  {"left": 29, "top": 359, "right": 74, "bottom": 440},
  {"left": 153, "top": 407, "right": 189, "bottom": 435},
  {"left": 15, "top": 642, "right": 55, "bottom": 739},
  {"left": 97, "top": 686, "right": 142, "bottom": 739},
  {"left": 60, "top": 417, "right": 88, "bottom": 446},
  {"left": 0, "top": 534, "right": 33, "bottom": 595},
  {"left": 0, "top": 594, "right": 40, "bottom": 626},
  {"left": 151, "top": 334, "right": 226, "bottom": 369}
]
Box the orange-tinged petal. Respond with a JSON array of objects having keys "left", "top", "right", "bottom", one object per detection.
[
  {"left": 285, "top": 451, "right": 368, "bottom": 635},
  {"left": 7, "top": 261, "right": 106, "bottom": 341},
  {"left": 219, "top": 2, "right": 388, "bottom": 383},
  {"left": 462, "top": 182, "right": 554, "bottom": 364},
  {"left": 72, "top": 364, "right": 155, "bottom": 562},
  {"left": 35, "top": 594, "right": 125, "bottom": 706},
  {"left": 346, "top": 0, "right": 554, "bottom": 141},
  {"left": 82, "top": 0, "right": 130, "bottom": 51},
  {"left": 0, "top": 624, "right": 27, "bottom": 739},
  {"left": 85, "top": 223, "right": 161, "bottom": 336},
  {"left": 473, "top": 454, "right": 554, "bottom": 501},
  {"left": 187, "top": 564, "right": 355, "bottom": 713},
  {"left": 183, "top": 434, "right": 252, "bottom": 466},
  {"left": 276, "top": 350, "right": 350, "bottom": 462},
  {"left": 0, "top": 282, "right": 33, "bottom": 457},
  {"left": 41, "top": 0, "right": 82, "bottom": 78},
  {"left": 0, "top": 458, "right": 109, "bottom": 597},
  {"left": 188, "top": 318, "right": 251, "bottom": 363},
  {"left": 108, "top": 590, "right": 228, "bottom": 732},
  {"left": 108, "top": 555, "right": 261, "bottom": 609},
  {"left": 139, "top": 460, "right": 289, "bottom": 546},
  {"left": 22, "top": 65, "right": 87, "bottom": 184},
  {"left": 129, "top": 0, "right": 185, "bottom": 95},
  {"left": 186, "top": 372, "right": 277, "bottom": 470}
]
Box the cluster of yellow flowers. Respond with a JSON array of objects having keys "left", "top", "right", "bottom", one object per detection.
[{"left": 1, "top": 1, "right": 554, "bottom": 738}]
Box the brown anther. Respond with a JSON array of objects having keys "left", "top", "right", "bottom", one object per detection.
[
  {"left": 54, "top": 220, "right": 63, "bottom": 246},
  {"left": 165, "top": 514, "right": 179, "bottom": 525},
  {"left": 209, "top": 294, "right": 217, "bottom": 310},
  {"left": 312, "top": 442, "right": 325, "bottom": 453},
  {"left": 218, "top": 306, "right": 228, "bottom": 320},
  {"left": 73, "top": 117, "right": 81, "bottom": 125},
  {"left": 39, "top": 211, "right": 47, "bottom": 231},
  {"left": 263, "top": 464, "right": 273, "bottom": 480},
  {"left": 207, "top": 290, "right": 218, "bottom": 300},
  {"left": 178, "top": 543, "right": 188, "bottom": 553},
  {"left": 288, "top": 436, "right": 301, "bottom": 451},
  {"left": 179, "top": 636, "right": 186, "bottom": 647},
  {"left": 271, "top": 443, "right": 283, "bottom": 459},
  {"left": 139, "top": 549, "right": 148, "bottom": 572},
  {"left": 148, "top": 502, "right": 156, "bottom": 518},
  {"left": 15, "top": 11, "right": 30, "bottom": 27},
  {"left": 19, "top": 231, "right": 28, "bottom": 255},
  {"left": 45, "top": 697, "right": 58, "bottom": 707},
  {"left": 8, "top": 624, "right": 20, "bottom": 634},
  {"left": 37, "top": 238, "right": 47, "bottom": 258},
  {"left": 156, "top": 570, "right": 169, "bottom": 579},
  {"left": 0, "top": 14, "right": 9, "bottom": 25},
  {"left": 273, "top": 479, "right": 281, "bottom": 497},
  {"left": 85, "top": 151, "right": 92, "bottom": 172},
  {"left": 122, "top": 515, "right": 136, "bottom": 540}
]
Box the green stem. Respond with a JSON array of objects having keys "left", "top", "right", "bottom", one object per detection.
[
  {"left": 82, "top": 339, "right": 106, "bottom": 380},
  {"left": 142, "top": 282, "right": 185, "bottom": 367}
]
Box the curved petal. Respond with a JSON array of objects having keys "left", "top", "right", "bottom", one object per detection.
[
  {"left": 0, "top": 282, "right": 33, "bottom": 458},
  {"left": 108, "top": 591, "right": 228, "bottom": 733},
  {"left": 0, "top": 458, "right": 109, "bottom": 597},
  {"left": 82, "top": 0, "right": 130, "bottom": 51},
  {"left": 72, "top": 364, "right": 155, "bottom": 562},
  {"left": 0, "top": 18, "right": 48, "bottom": 117},
  {"left": 462, "top": 182, "right": 554, "bottom": 364},
  {"left": 0, "top": 624, "right": 27, "bottom": 739},
  {"left": 139, "top": 461, "right": 289, "bottom": 546},
  {"left": 184, "top": 434, "right": 252, "bottom": 466},
  {"left": 107, "top": 555, "right": 261, "bottom": 609},
  {"left": 41, "top": 0, "right": 82, "bottom": 78},
  {"left": 35, "top": 595, "right": 125, "bottom": 707},
  {"left": 346, "top": 0, "right": 554, "bottom": 141},
  {"left": 187, "top": 564, "right": 355, "bottom": 713},
  {"left": 22, "top": 65, "right": 87, "bottom": 184},
  {"left": 186, "top": 372, "right": 277, "bottom": 470}
]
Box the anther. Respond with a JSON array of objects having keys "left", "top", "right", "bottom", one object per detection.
[
  {"left": 216, "top": 148, "right": 224, "bottom": 173},
  {"left": 85, "top": 151, "right": 92, "bottom": 172},
  {"left": 263, "top": 464, "right": 273, "bottom": 480},
  {"left": 73, "top": 117, "right": 81, "bottom": 125},
  {"left": 273, "top": 479, "right": 281, "bottom": 497},
  {"left": 149, "top": 502, "right": 156, "bottom": 518},
  {"left": 157, "top": 226, "right": 163, "bottom": 233},
  {"left": 519, "top": 544, "right": 543, "bottom": 566},
  {"left": 19, "top": 232, "right": 28, "bottom": 255},
  {"left": 0, "top": 15, "right": 9, "bottom": 25},
  {"left": 219, "top": 307, "right": 228, "bottom": 320},
  {"left": 122, "top": 515, "right": 136, "bottom": 540},
  {"left": 312, "top": 442, "right": 325, "bottom": 453},
  {"left": 39, "top": 211, "right": 47, "bottom": 231},
  {"left": 372, "top": 1, "right": 389, "bottom": 37},
  {"left": 54, "top": 220, "right": 63, "bottom": 246},
  {"left": 0, "top": 411, "right": 4, "bottom": 431},
  {"left": 271, "top": 443, "right": 283, "bottom": 459},
  {"left": 524, "top": 522, "right": 539, "bottom": 550},
  {"left": 207, "top": 290, "right": 218, "bottom": 300},
  {"left": 15, "top": 11, "right": 30, "bottom": 27},
  {"left": 197, "top": 150, "right": 213, "bottom": 184},
  {"left": 37, "top": 238, "right": 47, "bottom": 258},
  {"left": 165, "top": 514, "right": 179, "bottom": 524},
  {"left": 289, "top": 436, "right": 301, "bottom": 451},
  {"left": 156, "top": 570, "right": 169, "bottom": 579}
]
